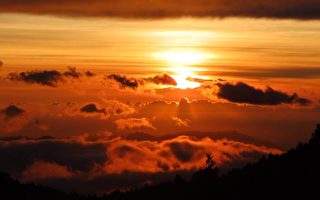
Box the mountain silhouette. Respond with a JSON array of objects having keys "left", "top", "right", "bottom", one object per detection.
[{"left": 1, "top": 124, "right": 320, "bottom": 200}]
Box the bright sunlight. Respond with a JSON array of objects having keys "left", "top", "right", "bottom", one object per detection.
[{"left": 153, "top": 50, "right": 214, "bottom": 89}]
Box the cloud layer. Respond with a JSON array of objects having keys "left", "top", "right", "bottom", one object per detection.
[
  {"left": 0, "top": 0, "right": 319, "bottom": 19},
  {"left": 0, "top": 135, "right": 281, "bottom": 193}
]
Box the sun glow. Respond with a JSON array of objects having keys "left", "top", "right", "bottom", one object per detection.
[
  {"left": 154, "top": 50, "right": 214, "bottom": 66},
  {"left": 171, "top": 74, "right": 201, "bottom": 89},
  {"left": 154, "top": 50, "right": 214, "bottom": 89}
]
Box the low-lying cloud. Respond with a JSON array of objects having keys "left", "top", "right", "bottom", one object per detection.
[{"left": 0, "top": 135, "right": 282, "bottom": 193}]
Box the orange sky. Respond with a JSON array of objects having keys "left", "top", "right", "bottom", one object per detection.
[
  {"left": 1, "top": 14, "right": 320, "bottom": 148},
  {"left": 0, "top": 3, "right": 320, "bottom": 193}
]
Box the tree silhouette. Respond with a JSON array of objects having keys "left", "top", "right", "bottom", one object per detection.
[
  {"left": 205, "top": 153, "right": 216, "bottom": 170},
  {"left": 191, "top": 153, "right": 219, "bottom": 184},
  {"left": 310, "top": 123, "right": 320, "bottom": 144}
]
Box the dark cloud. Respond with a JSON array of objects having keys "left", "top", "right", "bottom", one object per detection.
[
  {"left": 215, "top": 82, "right": 311, "bottom": 106},
  {"left": 0, "top": 0, "right": 319, "bottom": 19},
  {"left": 107, "top": 73, "right": 176, "bottom": 89},
  {"left": 8, "top": 67, "right": 93, "bottom": 87},
  {"left": 8, "top": 70, "right": 62, "bottom": 87},
  {"left": 107, "top": 74, "right": 141, "bottom": 89},
  {"left": 144, "top": 74, "right": 177, "bottom": 86},
  {"left": 85, "top": 70, "right": 95, "bottom": 77},
  {"left": 0, "top": 60, "right": 3, "bottom": 67},
  {"left": 80, "top": 104, "right": 106, "bottom": 115},
  {"left": 0, "top": 105, "right": 25, "bottom": 119},
  {"left": 167, "top": 141, "right": 203, "bottom": 163},
  {"left": 63, "top": 67, "right": 81, "bottom": 78}
]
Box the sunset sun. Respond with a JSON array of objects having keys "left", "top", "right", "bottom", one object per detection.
[
  {"left": 154, "top": 50, "right": 214, "bottom": 89},
  {"left": 155, "top": 51, "right": 212, "bottom": 66}
]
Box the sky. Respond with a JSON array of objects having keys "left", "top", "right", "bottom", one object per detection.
[{"left": 0, "top": 0, "right": 320, "bottom": 194}]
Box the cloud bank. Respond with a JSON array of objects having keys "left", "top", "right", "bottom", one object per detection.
[
  {"left": 0, "top": 0, "right": 319, "bottom": 19},
  {"left": 0, "top": 135, "right": 282, "bottom": 193}
]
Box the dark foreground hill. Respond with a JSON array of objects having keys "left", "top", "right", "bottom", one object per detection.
[{"left": 1, "top": 124, "right": 320, "bottom": 200}]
